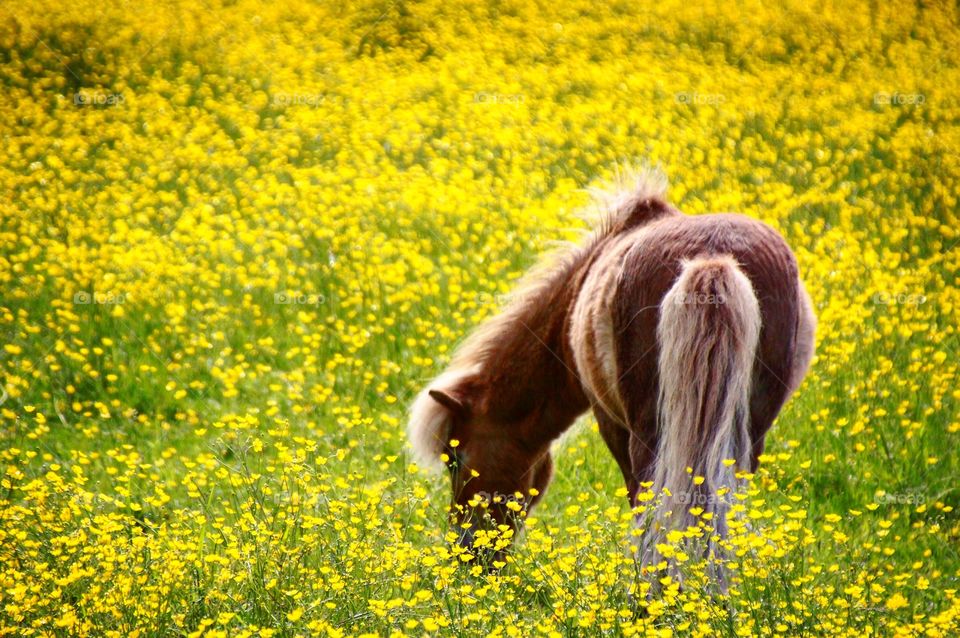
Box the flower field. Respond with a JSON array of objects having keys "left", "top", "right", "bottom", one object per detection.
[{"left": 1, "top": 0, "right": 959, "bottom": 635}]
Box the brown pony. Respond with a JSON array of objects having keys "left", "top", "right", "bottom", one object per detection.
[{"left": 408, "top": 167, "right": 815, "bottom": 574}]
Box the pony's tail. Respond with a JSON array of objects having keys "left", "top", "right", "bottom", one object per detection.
[{"left": 642, "top": 254, "right": 761, "bottom": 581}]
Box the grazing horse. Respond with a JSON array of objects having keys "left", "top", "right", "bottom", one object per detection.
[{"left": 408, "top": 168, "right": 816, "bottom": 575}]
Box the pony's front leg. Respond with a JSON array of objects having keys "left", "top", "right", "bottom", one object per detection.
[{"left": 594, "top": 407, "right": 656, "bottom": 505}]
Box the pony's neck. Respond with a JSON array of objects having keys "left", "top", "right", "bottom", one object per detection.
[{"left": 471, "top": 251, "right": 595, "bottom": 447}]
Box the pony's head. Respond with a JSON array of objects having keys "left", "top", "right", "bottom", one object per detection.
[{"left": 408, "top": 367, "right": 556, "bottom": 552}]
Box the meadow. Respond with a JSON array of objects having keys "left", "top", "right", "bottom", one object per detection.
[{"left": 1, "top": 0, "right": 959, "bottom": 636}]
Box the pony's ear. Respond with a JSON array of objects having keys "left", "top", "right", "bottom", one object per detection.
[
  {"left": 408, "top": 375, "right": 475, "bottom": 469},
  {"left": 428, "top": 388, "right": 469, "bottom": 417}
]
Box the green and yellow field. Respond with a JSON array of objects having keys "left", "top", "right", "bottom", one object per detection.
[{"left": 1, "top": 0, "right": 959, "bottom": 635}]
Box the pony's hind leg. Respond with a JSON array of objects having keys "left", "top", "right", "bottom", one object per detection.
[
  {"left": 747, "top": 369, "right": 791, "bottom": 471},
  {"left": 748, "top": 280, "right": 816, "bottom": 470}
]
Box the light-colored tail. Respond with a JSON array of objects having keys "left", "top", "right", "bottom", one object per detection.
[{"left": 641, "top": 254, "right": 761, "bottom": 580}]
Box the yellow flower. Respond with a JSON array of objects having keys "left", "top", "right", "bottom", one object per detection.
[{"left": 885, "top": 593, "right": 910, "bottom": 611}]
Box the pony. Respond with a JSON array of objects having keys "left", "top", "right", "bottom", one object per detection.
[{"left": 408, "top": 167, "right": 816, "bottom": 577}]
